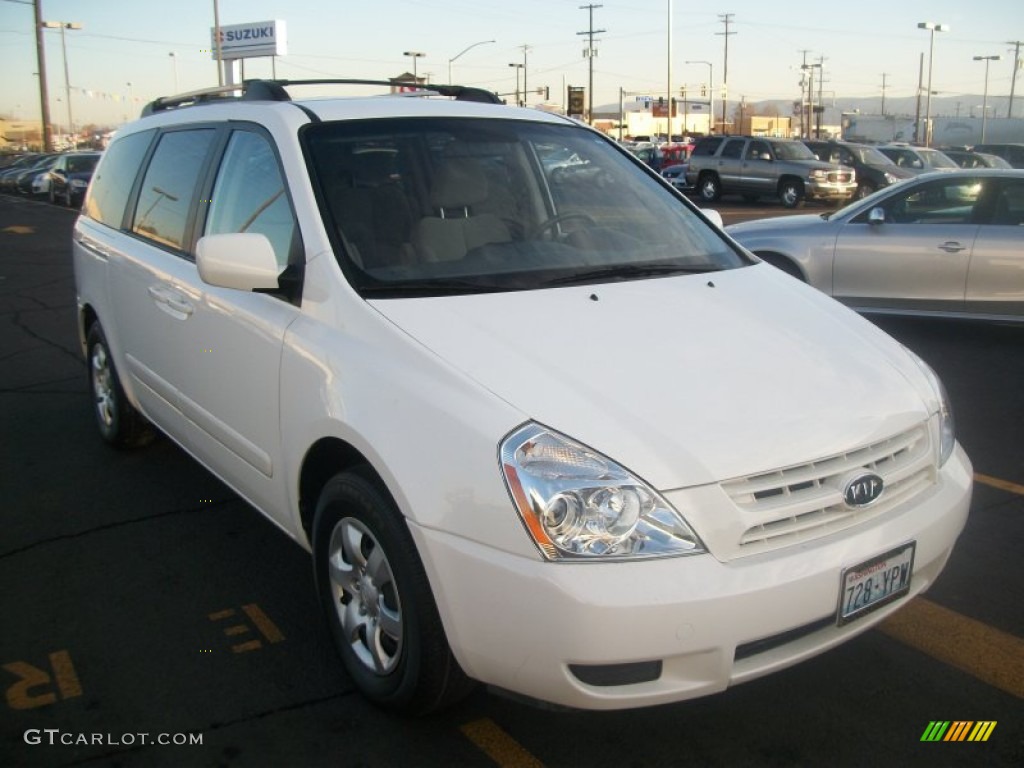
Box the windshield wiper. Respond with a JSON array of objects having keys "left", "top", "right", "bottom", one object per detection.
[
  {"left": 360, "top": 278, "right": 516, "bottom": 297},
  {"left": 542, "top": 263, "right": 716, "bottom": 287}
]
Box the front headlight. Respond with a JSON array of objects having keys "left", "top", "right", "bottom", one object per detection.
[
  {"left": 884, "top": 172, "right": 900, "bottom": 184},
  {"left": 809, "top": 169, "right": 828, "bottom": 180},
  {"left": 905, "top": 350, "right": 956, "bottom": 466},
  {"left": 70, "top": 179, "right": 88, "bottom": 189},
  {"left": 500, "top": 423, "right": 706, "bottom": 561}
]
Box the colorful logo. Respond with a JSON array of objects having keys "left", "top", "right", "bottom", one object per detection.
[{"left": 920, "top": 721, "right": 997, "bottom": 742}]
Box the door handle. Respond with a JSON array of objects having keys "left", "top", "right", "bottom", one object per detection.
[
  {"left": 164, "top": 296, "right": 194, "bottom": 317},
  {"left": 938, "top": 241, "right": 967, "bottom": 253},
  {"left": 147, "top": 285, "right": 194, "bottom": 318}
]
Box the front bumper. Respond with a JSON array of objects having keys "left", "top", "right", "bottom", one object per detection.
[
  {"left": 411, "top": 444, "right": 971, "bottom": 710},
  {"left": 806, "top": 179, "right": 857, "bottom": 201}
]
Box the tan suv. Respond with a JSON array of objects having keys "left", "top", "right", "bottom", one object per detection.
[{"left": 685, "top": 136, "right": 856, "bottom": 208}]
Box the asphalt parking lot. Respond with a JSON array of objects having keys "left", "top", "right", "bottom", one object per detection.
[{"left": 1, "top": 193, "right": 1021, "bottom": 767}]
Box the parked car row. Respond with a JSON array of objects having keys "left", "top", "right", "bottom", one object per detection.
[
  {"left": 0, "top": 150, "right": 101, "bottom": 207},
  {"left": 661, "top": 137, "right": 1023, "bottom": 206}
]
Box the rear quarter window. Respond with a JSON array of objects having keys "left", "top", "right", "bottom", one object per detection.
[
  {"left": 84, "top": 130, "right": 155, "bottom": 228},
  {"left": 691, "top": 137, "right": 723, "bottom": 157}
]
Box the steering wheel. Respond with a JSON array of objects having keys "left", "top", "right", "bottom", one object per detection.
[{"left": 528, "top": 212, "right": 597, "bottom": 240}]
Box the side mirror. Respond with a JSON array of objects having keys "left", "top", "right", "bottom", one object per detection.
[
  {"left": 196, "top": 233, "right": 281, "bottom": 291},
  {"left": 53, "top": 168, "right": 67, "bottom": 177},
  {"left": 702, "top": 208, "right": 725, "bottom": 229},
  {"left": 868, "top": 207, "right": 886, "bottom": 226}
]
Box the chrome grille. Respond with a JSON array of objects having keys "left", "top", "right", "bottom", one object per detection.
[
  {"left": 721, "top": 423, "right": 935, "bottom": 557},
  {"left": 827, "top": 171, "right": 854, "bottom": 183}
]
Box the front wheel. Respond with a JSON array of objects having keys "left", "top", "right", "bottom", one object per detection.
[
  {"left": 855, "top": 181, "right": 877, "bottom": 200},
  {"left": 778, "top": 180, "right": 805, "bottom": 209},
  {"left": 313, "top": 468, "right": 474, "bottom": 715},
  {"left": 698, "top": 173, "right": 722, "bottom": 202}
]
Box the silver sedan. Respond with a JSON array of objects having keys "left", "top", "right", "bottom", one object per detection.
[{"left": 725, "top": 169, "right": 1024, "bottom": 322}]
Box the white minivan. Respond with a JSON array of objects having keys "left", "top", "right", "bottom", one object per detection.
[{"left": 73, "top": 80, "right": 972, "bottom": 714}]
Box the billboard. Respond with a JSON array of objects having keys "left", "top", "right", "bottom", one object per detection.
[{"left": 210, "top": 20, "right": 287, "bottom": 60}]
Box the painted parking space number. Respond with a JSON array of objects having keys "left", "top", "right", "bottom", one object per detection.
[{"left": 3, "top": 650, "right": 82, "bottom": 710}]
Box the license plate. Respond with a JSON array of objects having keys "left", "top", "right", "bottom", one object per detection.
[{"left": 836, "top": 542, "right": 915, "bottom": 626}]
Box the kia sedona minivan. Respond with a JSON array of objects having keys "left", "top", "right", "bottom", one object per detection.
[{"left": 73, "top": 79, "right": 972, "bottom": 714}]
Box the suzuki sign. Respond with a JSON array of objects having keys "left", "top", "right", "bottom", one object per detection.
[{"left": 210, "top": 20, "right": 287, "bottom": 60}]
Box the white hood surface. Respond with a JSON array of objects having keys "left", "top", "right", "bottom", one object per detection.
[{"left": 370, "top": 264, "right": 932, "bottom": 490}]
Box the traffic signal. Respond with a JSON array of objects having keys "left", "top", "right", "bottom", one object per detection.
[{"left": 567, "top": 86, "right": 585, "bottom": 116}]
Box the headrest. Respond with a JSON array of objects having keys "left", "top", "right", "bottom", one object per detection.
[{"left": 430, "top": 159, "right": 489, "bottom": 209}]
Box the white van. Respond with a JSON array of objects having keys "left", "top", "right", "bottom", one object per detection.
[{"left": 73, "top": 80, "right": 971, "bottom": 714}]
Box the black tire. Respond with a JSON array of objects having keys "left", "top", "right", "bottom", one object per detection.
[
  {"left": 778, "top": 179, "right": 805, "bottom": 209},
  {"left": 48, "top": 185, "right": 56, "bottom": 205},
  {"left": 698, "top": 172, "right": 722, "bottom": 202},
  {"left": 86, "top": 323, "right": 155, "bottom": 448},
  {"left": 313, "top": 468, "right": 474, "bottom": 715},
  {"left": 856, "top": 181, "right": 877, "bottom": 200}
]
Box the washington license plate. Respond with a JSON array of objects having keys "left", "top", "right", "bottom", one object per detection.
[{"left": 837, "top": 542, "right": 915, "bottom": 626}]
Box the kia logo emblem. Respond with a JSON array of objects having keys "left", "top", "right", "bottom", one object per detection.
[{"left": 843, "top": 472, "right": 884, "bottom": 508}]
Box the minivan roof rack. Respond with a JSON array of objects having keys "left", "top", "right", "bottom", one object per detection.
[{"left": 141, "top": 78, "right": 503, "bottom": 115}]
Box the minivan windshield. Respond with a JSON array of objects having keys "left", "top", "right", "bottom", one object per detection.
[{"left": 304, "top": 118, "right": 747, "bottom": 297}]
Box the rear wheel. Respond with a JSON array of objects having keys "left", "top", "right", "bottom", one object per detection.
[
  {"left": 778, "top": 179, "right": 805, "bottom": 209},
  {"left": 86, "top": 323, "right": 155, "bottom": 448},
  {"left": 313, "top": 468, "right": 475, "bottom": 715},
  {"left": 698, "top": 173, "right": 722, "bottom": 202}
]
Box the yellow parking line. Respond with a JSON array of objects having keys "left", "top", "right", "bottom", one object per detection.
[
  {"left": 879, "top": 597, "right": 1024, "bottom": 699},
  {"left": 974, "top": 473, "right": 1024, "bottom": 496},
  {"left": 461, "top": 719, "right": 545, "bottom": 768}
]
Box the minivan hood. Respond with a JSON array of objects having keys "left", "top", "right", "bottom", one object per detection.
[{"left": 369, "top": 265, "right": 931, "bottom": 490}]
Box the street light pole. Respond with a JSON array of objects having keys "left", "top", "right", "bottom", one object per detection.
[
  {"left": 686, "top": 60, "right": 712, "bottom": 135},
  {"left": 918, "top": 21, "right": 949, "bottom": 147},
  {"left": 169, "top": 51, "right": 179, "bottom": 93},
  {"left": 448, "top": 39, "right": 495, "bottom": 84},
  {"left": 403, "top": 51, "right": 426, "bottom": 83},
  {"left": 41, "top": 21, "right": 82, "bottom": 146},
  {"left": 973, "top": 54, "right": 1002, "bottom": 142},
  {"left": 508, "top": 63, "right": 523, "bottom": 106}
]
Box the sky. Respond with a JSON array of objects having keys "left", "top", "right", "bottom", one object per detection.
[{"left": 0, "top": 0, "right": 1021, "bottom": 129}]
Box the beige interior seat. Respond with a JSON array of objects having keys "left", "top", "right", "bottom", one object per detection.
[{"left": 411, "top": 158, "right": 511, "bottom": 262}]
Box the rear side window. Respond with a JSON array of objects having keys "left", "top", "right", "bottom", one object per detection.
[
  {"left": 131, "top": 129, "right": 216, "bottom": 252},
  {"left": 84, "top": 130, "right": 154, "bottom": 228},
  {"left": 691, "top": 137, "right": 723, "bottom": 157}
]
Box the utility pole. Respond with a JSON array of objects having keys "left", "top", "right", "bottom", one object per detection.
[
  {"left": 816, "top": 55, "right": 826, "bottom": 139},
  {"left": 716, "top": 13, "right": 736, "bottom": 133},
  {"left": 520, "top": 44, "right": 531, "bottom": 106},
  {"left": 798, "top": 50, "right": 811, "bottom": 138},
  {"left": 1008, "top": 40, "right": 1023, "bottom": 118},
  {"left": 667, "top": 0, "right": 673, "bottom": 140},
  {"left": 880, "top": 72, "right": 889, "bottom": 115},
  {"left": 577, "top": 4, "right": 605, "bottom": 124},
  {"left": 33, "top": 0, "right": 53, "bottom": 151}
]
